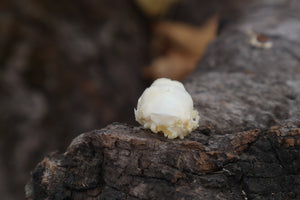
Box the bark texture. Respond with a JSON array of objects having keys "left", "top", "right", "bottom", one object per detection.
[{"left": 26, "top": 0, "right": 300, "bottom": 199}]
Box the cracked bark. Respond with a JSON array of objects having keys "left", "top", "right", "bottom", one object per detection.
[{"left": 26, "top": 0, "right": 300, "bottom": 199}]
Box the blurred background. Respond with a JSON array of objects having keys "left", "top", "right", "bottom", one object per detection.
[{"left": 0, "top": 0, "right": 239, "bottom": 199}]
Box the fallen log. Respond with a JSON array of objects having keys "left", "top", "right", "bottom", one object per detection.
[{"left": 26, "top": 0, "right": 300, "bottom": 199}]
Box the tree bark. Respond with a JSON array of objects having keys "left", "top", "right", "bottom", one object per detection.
[{"left": 26, "top": 0, "right": 300, "bottom": 199}]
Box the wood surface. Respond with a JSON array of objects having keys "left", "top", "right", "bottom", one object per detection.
[{"left": 26, "top": 0, "right": 300, "bottom": 199}]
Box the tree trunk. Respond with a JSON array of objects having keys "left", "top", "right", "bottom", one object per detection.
[{"left": 26, "top": 0, "right": 300, "bottom": 199}]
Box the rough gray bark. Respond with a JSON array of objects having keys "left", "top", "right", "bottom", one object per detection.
[{"left": 26, "top": 0, "right": 300, "bottom": 199}]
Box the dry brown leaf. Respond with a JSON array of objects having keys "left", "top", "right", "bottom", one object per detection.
[
  {"left": 143, "top": 51, "right": 196, "bottom": 80},
  {"left": 144, "top": 15, "right": 219, "bottom": 80},
  {"left": 135, "top": 0, "right": 180, "bottom": 18}
]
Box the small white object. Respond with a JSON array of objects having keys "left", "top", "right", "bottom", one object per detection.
[
  {"left": 248, "top": 30, "right": 273, "bottom": 49},
  {"left": 134, "top": 78, "right": 199, "bottom": 139}
]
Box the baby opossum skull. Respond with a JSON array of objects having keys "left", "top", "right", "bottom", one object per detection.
[{"left": 135, "top": 78, "right": 199, "bottom": 139}]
